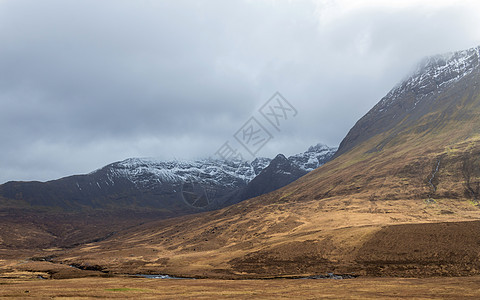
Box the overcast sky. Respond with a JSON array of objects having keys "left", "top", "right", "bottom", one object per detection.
[{"left": 1, "top": 0, "right": 480, "bottom": 183}]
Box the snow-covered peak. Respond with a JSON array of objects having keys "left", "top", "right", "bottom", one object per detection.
[
  {"left": 374, "top": 46, "right": 480, "bottom": 114},
  {"left": 94, "top": 143, "right": 337, "bottom": 189},
  {"left": 306, "top": 143, "right": 333, "bottom": 153},
  {"left": 106, "top": 157, "right": 258, "bottom": 189},
  {"left": 288, "top": 144, "right": 337, "bottom": 171},
  {"left": 251, "top": 157, "right": 271, "bottom": 175}
]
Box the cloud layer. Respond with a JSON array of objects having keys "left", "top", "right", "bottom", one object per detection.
[{"left": 1, "top": 0, "right": 480, "bottom": 183}]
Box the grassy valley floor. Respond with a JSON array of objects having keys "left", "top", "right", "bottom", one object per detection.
[{"left": 1, "top": 276, "right": 480, "bottom": 299}]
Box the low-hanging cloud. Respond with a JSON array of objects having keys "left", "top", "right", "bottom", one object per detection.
[{"left": 1, "top": 0, "right": 480, "bottom": 183}]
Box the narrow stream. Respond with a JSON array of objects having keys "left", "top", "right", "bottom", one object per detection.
[
  {"left": 135, "top": 273, "right": 357, "bottom": 280},
  {"left": 136, "top": 274, "right": 195, "bottom": 279},
  {"left": 428, "top": 159, "right": 441, "bottom": 192}
]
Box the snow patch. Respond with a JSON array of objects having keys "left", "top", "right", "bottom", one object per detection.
[{"left": 372, "top": 46, "right": 480, "bottom": 115}]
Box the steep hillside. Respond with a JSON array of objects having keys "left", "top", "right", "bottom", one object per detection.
[
  {"left": 240, "top": 154, "right": 308, "bottom": 201},
  {"left": 294, "top": 46, "right": 480, "bottom": 204},
  {"left": 51, "top": 46, "right": 480, "bottom": 279},
  {"left": 336, "top": 46, "right": 480, "bottom": 157}
]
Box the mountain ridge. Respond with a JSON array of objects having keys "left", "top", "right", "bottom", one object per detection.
[
  {"left": 0, "top": 143, "right": 337, "bottom": 212},
  {"left": 0, "top": 143, "right": 336, "bottom": 250},
  {"left": 336, "top": 45, "right": 480, "bottom": 157}
]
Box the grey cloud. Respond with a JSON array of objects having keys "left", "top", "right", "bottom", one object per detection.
[{"left": 1, "top": 0, "right": 480, "bottom": 183}]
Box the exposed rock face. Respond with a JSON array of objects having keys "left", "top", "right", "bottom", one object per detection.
[
  {"left": 240, "top": 154, "right": 308, "bottom": 201},
  {"left": 288, "top": 143, "right": 337, "bottom": 171}
]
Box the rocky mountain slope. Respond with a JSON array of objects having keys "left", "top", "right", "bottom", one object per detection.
[
  {"left": 336, "top": 46, "right": 480, "bottom": 157},
  {"left": 240, "top": 154, "right": 309, "bottom": 201},
  {"left": 0, "top": 144, "right": 336, "bottom": 212},
  {"left": 52, "top": 46, "right": 480, "bottom": 279},
  {"left": 288, "top": 143, "right": 338, "bottom": 171}
]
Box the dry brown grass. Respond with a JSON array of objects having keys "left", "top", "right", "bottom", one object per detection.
[
  {"left": 2, "top": 276, "right": 480, "bottom": 299},
  {"left": 50, "top": 197, "right": 480, "bottom": 278}
]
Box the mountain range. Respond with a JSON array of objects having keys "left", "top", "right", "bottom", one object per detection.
[
  {"left": 0, "top": 143, "right": 336, "bottom": 212},
  {"left": 2, "top": 45, "right": 480, "bottom": 280},
  {"left": 45, "top": 45, "right": 480, "bottom": 279},
  {"left": 0, "top": 143, "right": 336, "bottom": 250}
]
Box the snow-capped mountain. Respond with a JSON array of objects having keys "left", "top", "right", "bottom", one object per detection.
[
  {"left": 0, "top": 143, "right": 337, "bottom": 213},
  {"left": 241, "top": 154, "right": 310, "bottom": 201},
  {"left": 104, "top": 158, "right": 260, "bottom": 190},
  {"left": 288, "top": 143, "right": 338, "bottom": 171},
  {"left": 97, "top": 143, "right": 337, "bottom": 191},
  {"left": 374, "top": 46, "right": 480, "bottom": 115},
  {"left": 336, "top": 45, "right": 480, "bottom": 157}
]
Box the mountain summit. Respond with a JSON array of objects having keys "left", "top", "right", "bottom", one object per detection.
[
  {"left": 336, "top": 45, "right": 480, "bottom": 157},
  {"left": 315, "top": 45, "right": 480, "bottom": 203}
]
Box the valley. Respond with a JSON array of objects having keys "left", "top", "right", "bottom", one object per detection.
[{"left": 1, "top": 45, "right": 480, "bottom": 298}]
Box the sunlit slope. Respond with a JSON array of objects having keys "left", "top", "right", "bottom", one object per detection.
[{"left": 287, "top": 47, "right": 480, "bottom": 205}]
